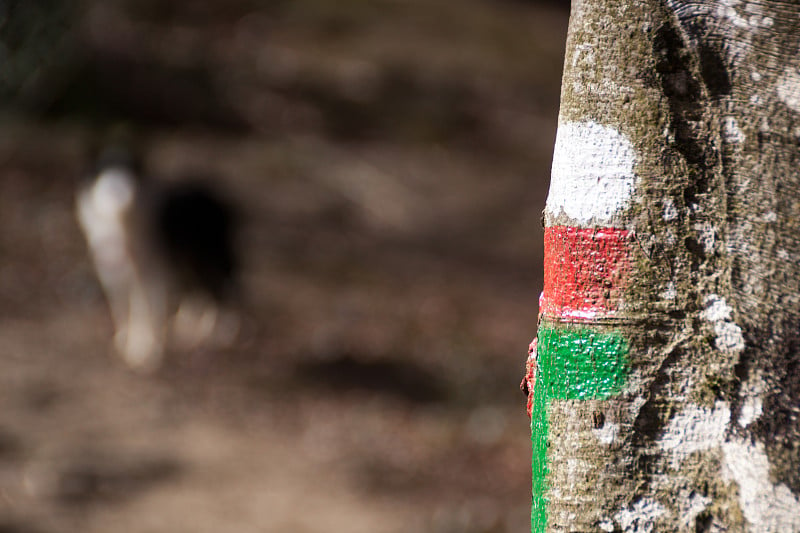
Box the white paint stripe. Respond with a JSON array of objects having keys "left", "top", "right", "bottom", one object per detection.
[{"left": 547, "top": 121, "right": 636, "bottom": 226}]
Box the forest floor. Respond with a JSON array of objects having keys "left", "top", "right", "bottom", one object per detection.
[{"left": 0, "top": 1, "right": 567, "bottom": 531}]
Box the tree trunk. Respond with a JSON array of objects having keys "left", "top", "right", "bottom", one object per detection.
[{"left": 525, "top": 1, "right": 800, "bottom": 531}]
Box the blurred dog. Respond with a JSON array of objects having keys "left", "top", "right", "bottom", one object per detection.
[{"left": 76, "top": 147, "right": 240, "bottom": 372}]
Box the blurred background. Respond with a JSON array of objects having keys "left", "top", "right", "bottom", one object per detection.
[{"left": 0, "top": 0, "right": 567, "bottom": 531}]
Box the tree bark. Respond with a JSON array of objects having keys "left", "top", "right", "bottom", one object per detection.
[{"left": 526, "top": 1, "right": 800, "bottom": 531}]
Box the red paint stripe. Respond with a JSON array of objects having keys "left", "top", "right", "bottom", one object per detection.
[{"left": 540, "top": 226, "right": 633, "bottom": 321}]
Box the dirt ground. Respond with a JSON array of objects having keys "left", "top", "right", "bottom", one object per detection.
[{"left": 0, "top": 2, "right": 567, "bottom": 532}]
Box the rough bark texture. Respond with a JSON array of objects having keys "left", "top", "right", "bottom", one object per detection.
[{"left": 530, "top": 1, "right": 800, "bottom": 531}]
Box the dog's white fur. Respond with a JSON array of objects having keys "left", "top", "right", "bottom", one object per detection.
[
  {"left": 76, "top": 166, "right": 237, "bottom": 372},
  {"left": 77, "top": 166, "right": 166, "bottom": 371}
]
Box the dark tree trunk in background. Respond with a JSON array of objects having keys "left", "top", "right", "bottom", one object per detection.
[{"left": 526, "top": 1, "right": 800, "bottom": 531}]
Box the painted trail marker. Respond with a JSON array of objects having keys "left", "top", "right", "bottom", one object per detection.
[
  {"left": 527, "top": 121, "right": 637, "bottom": 532},
  {"left": 546, "top": 121, "right": 636, "bottom": 227},
  {"left": 540, "top": 226, "right": 633, "bottom": 321}
]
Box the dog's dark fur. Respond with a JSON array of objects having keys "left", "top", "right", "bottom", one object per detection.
[{"left": 76, "top": 148, "right": 239, "bottom": 371}]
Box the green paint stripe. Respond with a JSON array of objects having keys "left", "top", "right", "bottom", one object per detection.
[
  {"left": 531, "top": 371, "right": 549, "bottom": 533},
  {"left": 531, "top": 323, "right": 629, "bottom": 533},
  {"left": 538, "top": 323, "right": 629, "bottom": 400}
]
